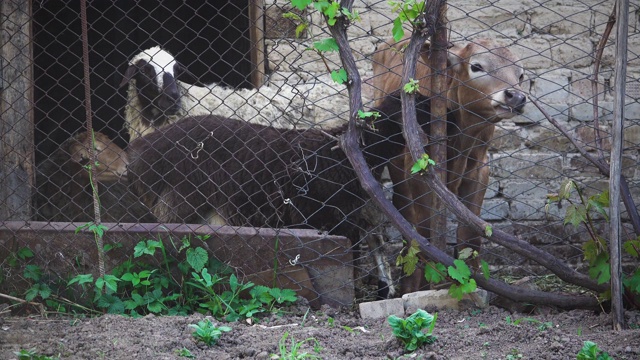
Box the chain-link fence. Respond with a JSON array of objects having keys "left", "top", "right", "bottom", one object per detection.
[{"left": 0, "top": 0, "right": 638, "bottom": 310}]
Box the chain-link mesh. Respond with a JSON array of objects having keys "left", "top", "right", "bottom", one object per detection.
[{"left": 0, "top": 0, "right": 638, "bottom": 309}]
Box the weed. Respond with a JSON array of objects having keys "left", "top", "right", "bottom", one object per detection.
[
  {"left": 174, "top": 347, "right": 195, "bottom": 358},
  {"left": 388, "top": 309, "right": 437, "bottom": 352},
  {"left": 63, "top": 235, "right": 297, "bottom": 319},
  {"left": 577, "top": 341, "right": 614, "bottom": 360},
  {"left": 14, "top": 348, "right": 59, "bottom": 360},
  {"left": 505, "top": 316, "right": 553, "bottom": 331},
  {"left": 272, "top": 331, "right": 322, "bottom": 360},
  {"left": 327, "top": 317, "right": 334, "bottom": 327},
  {"left": 505, "top": 348, "right": 523, "bottom": 359},
  {"left": 189, "top": 319, "right": 231, "bottom": 346}
]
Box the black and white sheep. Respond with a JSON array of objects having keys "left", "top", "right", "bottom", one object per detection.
[
  {"left": 33, "top": 131, "right": 155, "bottom": 223},
  {"left": 119, "top": 46, "right": 311, "bottom": 141}
]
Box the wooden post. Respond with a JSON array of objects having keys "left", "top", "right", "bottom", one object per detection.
[
  {"left": 249, "top": 0, "right": 266, "bottom": 88},
  {"left": 1, "top": 0, "right": 34, "bottom": 221},
  {"left": 609, "top": 0, "right": 628, "bottom": 331}
]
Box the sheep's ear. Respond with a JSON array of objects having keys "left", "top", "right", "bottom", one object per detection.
[
  {"left": 119, "top": 64, "right": 138, "bottom": 87},
  {"left": 175, "top": 63, "right": 198, "bottom": 84}
]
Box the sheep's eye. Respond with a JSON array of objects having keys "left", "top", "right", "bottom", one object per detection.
[
  {"left": 470, "top": 63, "right": 483, "bottom": 73},
  {"left": 519, "top": 73, "right": 525, "bottom": 84},
  {"left": 143, "top": 66, "right": 155, "bottom": 76}
]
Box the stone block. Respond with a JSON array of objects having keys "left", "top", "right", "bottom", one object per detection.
[
  {"left": 524, "top": 125, "right": 574, "bottom": 152},
  {"left": 491, "top": 125, "right": 524, "bottom": 151},
  {"left": 491, "top": 153, "right": 563, "bottom": 179},
  {"left": 509, "top": 198, "right": 551, "bottom": 221},
  {"left": 510, "top": 38, "right": 553, "bottom": 70},
  {"left": 570, "top": 101, "right": 614, "bottom": 122},
  {"left": 358, "top": 298, "right": 405, "bottom": 320},
  {"left": 501, "top": 179, "right": 559, "bottom": 199},
  {"left": 402, "top": 289, "right": 489, "bottom": 314},
  {"left": 480, "top": 199, "right": 510, "bottom": 221},
  {"left": 549, "top": 38, "right": 594, "bottom": 69},
  {"left": 531, "top": 70, "right": 571, "bottom": 103},
  {"left": 448, "top": 6, "right": 528, "bottom": 38},
  {"left": 520, "top": 102, "right": 569, "bottom": 125},
  {"left": 528, "top": 6, "right": 591, "bottom": 35}
]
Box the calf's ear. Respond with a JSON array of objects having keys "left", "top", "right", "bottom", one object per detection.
[{"left": 447, "top": 42, "right": 467, "bottom": 71}]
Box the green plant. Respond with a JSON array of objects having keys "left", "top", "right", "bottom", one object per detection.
[
  {"left": 388, "top": 309, "right": 437, "bottom": 352},
  {"left": 505, "top": 316, "right": 553, "bottom": 331},
  {"left": 422, "top": 248, "right": 489, "bottom": 300},
  {"left": 577, "top": 341, "right": 614, "bottom": 360},
  {"left": 547, "top": 179, "right": 640, "bottom": 297},
  {"left": 272, "top": 331, "right": 322, "bottom": 360},
  {"left": 410, "top": 153, "right": 435, "bottom": 175},
  {"left": 14, "top": 348, "right": 59, "bottom": 360},
  {"left": 174, "top": 347, "right": 195, "bottom": 358},
  {"left": 505, "top": 348, "right": 523, "bottom": 359},
  {"left": 388, "top": 0, "right": 426, "bottom": 41},
  {"left": 189, "top": 319, "right": 231, "bottom": 346},
  {"left": 63, "top": 235, "right": 297, "bottom": 318}
]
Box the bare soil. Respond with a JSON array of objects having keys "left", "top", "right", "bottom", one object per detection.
[{"left": 1, "top": 302, "right": 639, "bottom": 360}]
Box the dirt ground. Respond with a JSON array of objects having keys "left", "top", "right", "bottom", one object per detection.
[{"left": 1, "top": 300, "right": 639, "bottom": 360}]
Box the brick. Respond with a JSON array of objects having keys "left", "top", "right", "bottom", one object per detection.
[
  {"left": 402, "top": 289, "right": 489, "bottom": 314},
  {"left": 359, "top": 298, "right": 405, "bottom": 320}
]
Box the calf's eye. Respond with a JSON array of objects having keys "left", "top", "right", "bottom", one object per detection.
[{"left": 470, "top": 63, "right": 484, "bottom": 73}]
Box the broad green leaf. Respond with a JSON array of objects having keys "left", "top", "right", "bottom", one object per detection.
[
  {"left": 564, "top": 204, "right": 587, "bottom": 227},
  {"left": 186, "top": 246, "right": 209, "bottom": 272},
  {"left": 424, "top": 262, "right": 447, "bottom": 284},
  {"left": 588, "top": 253, "right": 611, "bottom": 285},
  {"left": 392, "top": 17, "right": 404, "bottom": 42},
  {"left": 358, "top": 110, "right": 380, "bottom": 119},
  {"left": 291, "top": 0, "right": 313, "bottom": 10},
  {"left": 68, "top": 273, "right": 93, "bottom": 286},
  {"left": 24, "top": 265, "right": 42, "bottom": 281},
  {"left": 448, "top": 259, "right": 471, "bottom": 284},
  {"left": 457, "top": 247, "right": 474, "bottom": 260},
  {"left": 17, "top": 247, "right": 34, "bottom": 260},
  {"left": 481, "top": 260, "right": 491, "bottom": 280},
  {"left": 623, "top": 239, "right": 640, "bottom": 258},
  {"left": 313, "top": 38, "right": 339, "bottom": 52},
  {"left": 331, "top": 68, "right": 348, "bottom": 84}
]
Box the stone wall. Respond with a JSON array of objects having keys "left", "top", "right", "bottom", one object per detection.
[{"left": 262, "top": 0, "right": 640, "bottom": 275}]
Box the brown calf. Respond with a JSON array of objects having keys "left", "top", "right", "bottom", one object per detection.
[
  {"left": 372, "top": 38, "right": 527, "bottom": 292},
  {"left": 33, "top": 131, "right": 155, "bottom": 223}
]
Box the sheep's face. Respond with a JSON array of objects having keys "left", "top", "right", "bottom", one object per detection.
[{"left": 121, "top": 49, "right": 182, "bottom": 123}]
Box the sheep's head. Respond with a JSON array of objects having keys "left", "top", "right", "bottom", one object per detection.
[
  {"left": 66, "top": 131, "right": 129, "bottom": 182},
  {"left": 120, "top": 46, "right": 183, "bottom": 123}
]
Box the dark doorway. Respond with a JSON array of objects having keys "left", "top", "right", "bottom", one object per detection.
[{"left": 33, "top": 0, "right": 255, "bottom": 161}]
